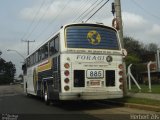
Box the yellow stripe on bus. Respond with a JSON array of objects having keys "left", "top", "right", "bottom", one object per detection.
[{"left": 37, "top": 59, "right": 52, "bottom": 72}]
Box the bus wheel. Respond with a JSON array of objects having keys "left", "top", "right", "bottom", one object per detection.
[{"left": 44, "top": 86, "right": 50, "bottom": 105}]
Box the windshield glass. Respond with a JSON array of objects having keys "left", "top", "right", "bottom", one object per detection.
[{"left": 65, "top": 25, "right": 120, "bottom": 50}]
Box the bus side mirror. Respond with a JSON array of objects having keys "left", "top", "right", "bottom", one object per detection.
[
  {"left": 22, "top": 64, "right": 27, "bottom": 75},
  {"left": 22, "top": 64, "right": 26, "bottom": 71},
  {"left": 122, "top": 49, "right": 127, "bottom": 58}
]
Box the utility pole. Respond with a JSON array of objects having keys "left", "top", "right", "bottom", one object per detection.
[
  {"left": 114, "top": 0, "right": 127, "bottom": 96},
  {"left": 114, "top": 0, "right": 124, "bottom": 47},
  {"left": 22, "top": 40, "right": 35, "bottom": 55}
]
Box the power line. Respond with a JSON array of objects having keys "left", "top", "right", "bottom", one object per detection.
[
  {"left": 34, "top": 0, "right": 71, "bottom": 41},
  {"left": 85, "top": 0, "right": 110, "bottom": 22},
  {"left": 76, "top": 0, "right": 104, "bottom": 21},
  {"left": 22, "top": 40, "right": 35, "bottom": 55},
  {"left": 24, "top": 0, "right": 56, "bottom": 40},
  {"left": 79, "top": 0, "right": 105, "bottom": 22},
  {"left": 73, "top": 0, "right": 99, "bottom": 22},
  {"left": 132, "top": 0, "right": 160, "bottom": 20},
  {"left": 21, "top": 0, "right": 45, "bottom": 40},
  {"left": 72, "top": 0, "right": 90, "bottom": 22}
]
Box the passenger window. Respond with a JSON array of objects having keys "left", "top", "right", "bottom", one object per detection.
[
  {"left": 27, "top": 57, "right": 30, "bottom": 67},
  {"left": 41, "top": 44, "right": 48, "bottom": 60},
  {"left": 55, "top": 37, "right": 59, "bottom": 53},
  {"left": 49, "top": 35, "right": 59, "bottom": 56},
  {"left": 38, "top": 49, "right": 42, "bottom": 61},
  {"left": 49, "top": 39, "right": 55, "bottom": 56},
  {"left": 35, "top": 51, "right": 38, "bottom": 63},
  {"left": 30, "top": 55, "right": 34, "bottom": 65}
]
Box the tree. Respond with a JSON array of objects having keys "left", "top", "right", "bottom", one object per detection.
[
  {"left": 145, "top": 43, "right": 158, "bottom": 53},
  {"left": 124, "top": 36, "right": 143, "bottom": 65},
  {"left": 124, "top": 36, "right": 157, "bottom": 64},
  {"left": 0, "top": 51, "right": 16, "bottom": 84},
  {"left": 123, "top": 36, "right": 158, "bottom": 83}
]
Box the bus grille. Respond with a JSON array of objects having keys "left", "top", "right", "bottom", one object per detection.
[
  {"left": 105, "top": 70, "right": 115, "bottom": 86},
  {"left": 74, "top": 70, "right": 85, "bottom": 87}
]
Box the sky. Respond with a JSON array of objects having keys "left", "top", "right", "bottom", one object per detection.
[{"left": 0, "top": 0, "right": 160, "bottom": 76}]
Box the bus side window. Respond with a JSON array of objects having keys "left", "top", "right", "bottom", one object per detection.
[
  {"left": 38, "top": 49, "right": 42, "bottom": 61},
  {"left": 35, "top": 51, "right": 38, "bottom": 63},
  {"left": 55, "top": 36, "right": 59, "bottom": 53},
  {"left": 41, "top": 44, "right": 48, "bottom": 60},
  {"left": 30, "top": 55, "right": 34, "bottom": 65},
  {"left": 27, "top": 57, "right": 30, "bottom": 67},
  {"left": 49, "top": 36, "right": 59, "bottom": 56},
  {"left": 49, "top": 38, "right": 55, "bottom": 56},
  {"left": 22, "top": 63, "right": 27, "bottom": 75}
]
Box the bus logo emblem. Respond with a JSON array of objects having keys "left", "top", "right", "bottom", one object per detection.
[{"left": 87, "top": 30, "right": 101, "bottom": 45}]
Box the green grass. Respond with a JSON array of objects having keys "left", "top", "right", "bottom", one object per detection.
[
  {"left": 128, "top": 84, "right": 160, "bottom": 94},
  {"left": 110, "top": 97, "right": 160, "bottom": 106}
]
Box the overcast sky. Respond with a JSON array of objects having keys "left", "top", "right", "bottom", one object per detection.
[{"left": 0, "top": 0, "right": 160, "bottom": 76}]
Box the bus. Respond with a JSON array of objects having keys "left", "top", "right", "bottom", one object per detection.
[{"left": 22, "top": 23, "right": 126, "bottom": 104}]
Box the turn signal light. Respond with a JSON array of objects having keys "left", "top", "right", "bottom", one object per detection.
[
  {"left": 64, "top": 63, "right": 70, "bottom": 69},
  {"left": 119, "top": 64, "right": 123, "bottom": 69}
]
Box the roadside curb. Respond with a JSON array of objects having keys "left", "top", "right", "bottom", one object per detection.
[{"left": 103, "top": 100, "right": 160, "bottom": 112}]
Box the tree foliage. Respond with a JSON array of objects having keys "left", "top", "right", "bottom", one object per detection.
[
  {"left": 124, "top": 36, "right": 158, "bottom": 83},
  {"left": 0, "top": 51, "right": 16, "bottom": 85},
  {"left": 124, "top": 36, "right": 158, "bottom": 65}
]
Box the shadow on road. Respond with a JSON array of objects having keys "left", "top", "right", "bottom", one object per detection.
[{"left": 26, "top": 94, "right": 120, "bottom": 111}]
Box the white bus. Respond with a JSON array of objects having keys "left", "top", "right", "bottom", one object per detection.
[{"left": 22, "top": 23, "right": 126, "bottom": 104}]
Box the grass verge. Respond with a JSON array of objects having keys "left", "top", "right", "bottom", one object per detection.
[
  {"left": 109, "top": 97, "right": 160, "bottom": 107},
  {"left": 128, "top": 84, "right": 160, "bottom": 94}
]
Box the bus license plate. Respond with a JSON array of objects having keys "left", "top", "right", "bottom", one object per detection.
[
  {"left": 87, "top": 70, "right": 104, "bottom": 78},
  {"left": 90, "top": 80, "right": 100, "bottom": 86}
]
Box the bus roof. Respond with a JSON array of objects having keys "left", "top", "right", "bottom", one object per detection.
[
  {"left": 26, "top": 22, "right": 118, "bottom": 59},
  {"left": 63, "top": 22, "right": 117, "bottom": 32}
]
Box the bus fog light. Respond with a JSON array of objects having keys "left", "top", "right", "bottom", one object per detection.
[
  {"left": 64, "top": 63, "right": 70, "bottom": 69},
  {"left": 64, "top": 78, "right": 69, "bottom": 83},
  {"left": 64, "top": 70, "right": 69, "bottom": 76},
  {"left": 64, "top": 86, "right": 70, "bottom": 91}
]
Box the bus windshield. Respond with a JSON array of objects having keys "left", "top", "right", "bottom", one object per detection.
[{"left": 65, "top": 25, "right": 120, "bottom": 50}]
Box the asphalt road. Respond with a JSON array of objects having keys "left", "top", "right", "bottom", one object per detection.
[{"left": 0, "top": 85, "right": 159, "bottom": 120}]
